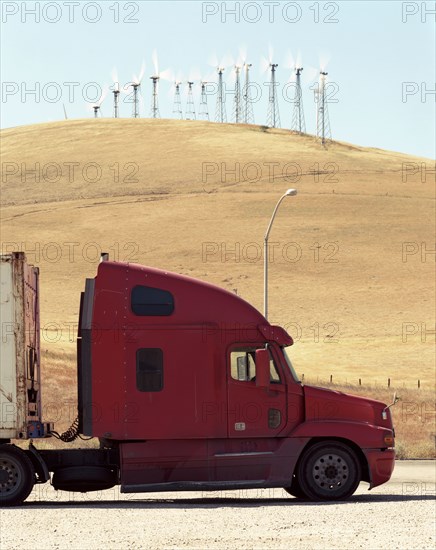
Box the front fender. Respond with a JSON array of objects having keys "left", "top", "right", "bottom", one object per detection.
[
  {"left": 290, "top": 420, "right": 395, "bottom": 489},
  {"left": 291, "top": 420, "right": 392, "bottom": 449}
]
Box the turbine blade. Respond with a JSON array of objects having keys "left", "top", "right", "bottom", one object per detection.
[
  {"left": 159, "top": 67, "right": 173, "bottom": 81},
  {"left": 99, "top": 87, "right": 108, "bottom": 106},
  {"left": 260, "top": 55, "right": 270, "bottom": 74},
  {"left": 152, "top": 49, "right": 159, "bottom": 75},
  {"left": 284, "top": 49, "right": 295, "bottom": 70},
  {"left": 188, "top": 67, "right": 201, "bottom": 82},
  {"left": 304, "top": 65, "right": 319, "bottom": 83},
  {"left": 319, "top": 52, "right": 331, "bottom": 72},
  {"left": 296, "top": 49, "right": 302, "bottom": 68},
  {"left": 208, "top": 51, "right": 219, "bottom": 67},
  {"left": 221, "top": 52, "right": 233, "bottom": 68},
  {"left": 138, "top": 60, "right": 145, "bottom": 83},
  {"left": 238, "top": 44, "right": 247, "bottom": 65}
]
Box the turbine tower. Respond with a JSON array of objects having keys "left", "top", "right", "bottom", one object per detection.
[
  {"left": 242, "top": 63, "right": 254, "bottom": 124},
  {"left": 90, "top": 89, "right": 106, "bottom": 118},
  {"left": 172, "top": 81, "right": 183, "bottom": 119},
  {"left": 316, "top": 71, "right": 331, "bottom": 144},
  {"left": 150, "top": 76, "right": 160, "bottom": 118},
  {"left": 130, "top": 62, "right": 145, "bottom": 118},
  {"left": 111, "top": 68, "right": 120, "bottom": 118},
  {"left": 131, "top": 83, "right": 140, "bottom": 118},
  {"left": 185, "top": 81, "right": 196, "bottom": 120},
  {"left": 215, "top": 67, "right": 227, "bottom": 123},
  {"left": 291, "top": 67, "right": 305, "bottom": 133},
  {"left": 112, "top": 88, "right": 120, "bottom": 118},
  {"left": 266, "top": 63, "right": 280, "bottom": 128},
  {"left": 199, "top": 81, "right": 210, "bottom": 121},
  {"left": 232, "top": 65, "right": 242, "bottom": 123},
  {"left": 149, "top": 50, "right": 170, "bottom": 119}
]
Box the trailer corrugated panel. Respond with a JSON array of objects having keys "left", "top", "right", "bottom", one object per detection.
[{"left": 0, "top": 253, "right": 41, "bottom": 439}]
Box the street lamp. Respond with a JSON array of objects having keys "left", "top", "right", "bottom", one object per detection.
[{"left": 264, "top": 189, "right": 297, "bottom": 320}]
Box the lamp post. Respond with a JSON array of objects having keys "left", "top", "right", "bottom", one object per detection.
[{"left": 264, "top": 189, "right": 297, "bottom": 320}]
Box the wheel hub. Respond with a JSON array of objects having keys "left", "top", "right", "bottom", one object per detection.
[
  {"left": 0, "top": 468, "right": 9, "bottom": 484},
  {"left": 0, "top": 460, "right": 19, "bottom": 493},
  {"left": 312, "top": 453, "right": 349, "bottom": 491}
]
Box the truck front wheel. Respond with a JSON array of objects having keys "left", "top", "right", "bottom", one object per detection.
[
  {"left": 297, "top": 441, "right": 361, "bottom": 501},
  {"left": 0, "top": 445, "right": 35, "bottom": 507}
]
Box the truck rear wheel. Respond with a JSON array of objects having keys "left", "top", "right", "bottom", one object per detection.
[
  {"left": 0, "top": 445, "right": 35, "bottom": 507},
  {"left": 297, "top": 441, "right": 361, "bottom": 501}
]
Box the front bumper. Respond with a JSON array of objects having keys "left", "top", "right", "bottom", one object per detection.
[{"left": 364, "top": 448, "right": 395, "bottom": 489}]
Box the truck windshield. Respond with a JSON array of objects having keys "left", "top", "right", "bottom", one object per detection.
[{"left": 282, "top": 346, "right": 300, "bottom": 383}]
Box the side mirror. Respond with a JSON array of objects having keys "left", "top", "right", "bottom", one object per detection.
[{"left": 255, "top": 349, "right": 270, "bottom": 388}]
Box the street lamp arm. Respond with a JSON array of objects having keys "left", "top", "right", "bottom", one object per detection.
[
  {"left": 264, "top": 193, "right": 288, "bottom": 243},
  {"left": 263, "top": 189, "right": 297, "bottom": 320}
]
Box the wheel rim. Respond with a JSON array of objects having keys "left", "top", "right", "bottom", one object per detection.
[
  {"left": 0, "top": 456, "right": 25, "bottom": 498},
  {"left": 312, "top": 452, "right": 349, "bottom": 491}
]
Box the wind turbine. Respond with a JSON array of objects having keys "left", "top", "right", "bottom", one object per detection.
[
  {"left": 284, "top": 50, "right": 306, "bottom": 134},
  {"left": 111, "top": 67, "right": 121, "bottom": 118},
  {"left": 314, "top": 53, "right": 332, "bottom": 144},
  {"left": 130, "top": 61, "right": 145, "bottom": 118},
  {"left": 89, "top": 88, "right": 107, "bottom": 118},
  {"left": 261, "top": 45, "right": 280, "bottom": 128},
  {"left": 172, "top": 80, "right": 183, "bottom": 119},
  {"left": 235, "top": 46, "right": 255, "bottom": 124},
  {"left": 208, "top": 52, "right": 232, "bottom": 122},
  {"left": 150, "top": 49, "right": 172, "bottom": 118}
]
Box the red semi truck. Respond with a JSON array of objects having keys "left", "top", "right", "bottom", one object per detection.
[{"left": 0, "top": 252, "right": 395, "bottom": 506}]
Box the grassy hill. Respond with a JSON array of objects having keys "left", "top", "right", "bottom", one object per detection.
[{"left": 1, "top": 119, "right": 435, "bottom": 392}]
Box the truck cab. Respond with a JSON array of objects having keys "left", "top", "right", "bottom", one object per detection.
[
  {"left": 77, "top": 260, "right": 395, "bottom": 499},
  {"left": 0, "top": 255, "right": 395, "bottom": 505}
]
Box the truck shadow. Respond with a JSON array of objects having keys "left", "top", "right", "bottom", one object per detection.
[{"left": 21, "top": 493, "right": 436, "bottom": 509}]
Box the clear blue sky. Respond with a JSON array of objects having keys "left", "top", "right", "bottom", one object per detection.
[{"left": 1, "top": 0, "right": 435, "bottom": 158}]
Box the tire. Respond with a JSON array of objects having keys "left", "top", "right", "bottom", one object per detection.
[
  {"left": 0, "top": 445, "right": 35, "bottom": 507},
  {"left": 297, "top": 441, "right": 361, "bottom": 501}
]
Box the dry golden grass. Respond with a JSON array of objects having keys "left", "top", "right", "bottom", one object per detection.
[{"left": 1, "top": 119, "right": 435, "bottom": 430}]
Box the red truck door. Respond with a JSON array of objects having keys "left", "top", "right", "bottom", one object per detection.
[{"left": 226, "top": 344, "right": 288, "bottom": 438}]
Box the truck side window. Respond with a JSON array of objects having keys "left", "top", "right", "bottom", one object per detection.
[
  {"left": 136, "top": 348, "right": 163, "bottom": 392},
  {"left": 230, "top": 347, "right": 281, "bottom": 383},
  {"left": 131, "top": 286, "right": 174, "bottom": 316}
]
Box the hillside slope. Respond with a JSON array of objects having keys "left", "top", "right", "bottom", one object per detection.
[{"left": 1, "top": 119, "right": 435, "bottom": 387}]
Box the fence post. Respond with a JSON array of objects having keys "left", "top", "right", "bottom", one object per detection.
[{"left": 388, "top": 378, "right": 390, "bottom": 388}]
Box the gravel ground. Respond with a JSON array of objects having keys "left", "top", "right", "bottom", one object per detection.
[{"left": 1, "top": 461, "right": 434, "bottom": 550}]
